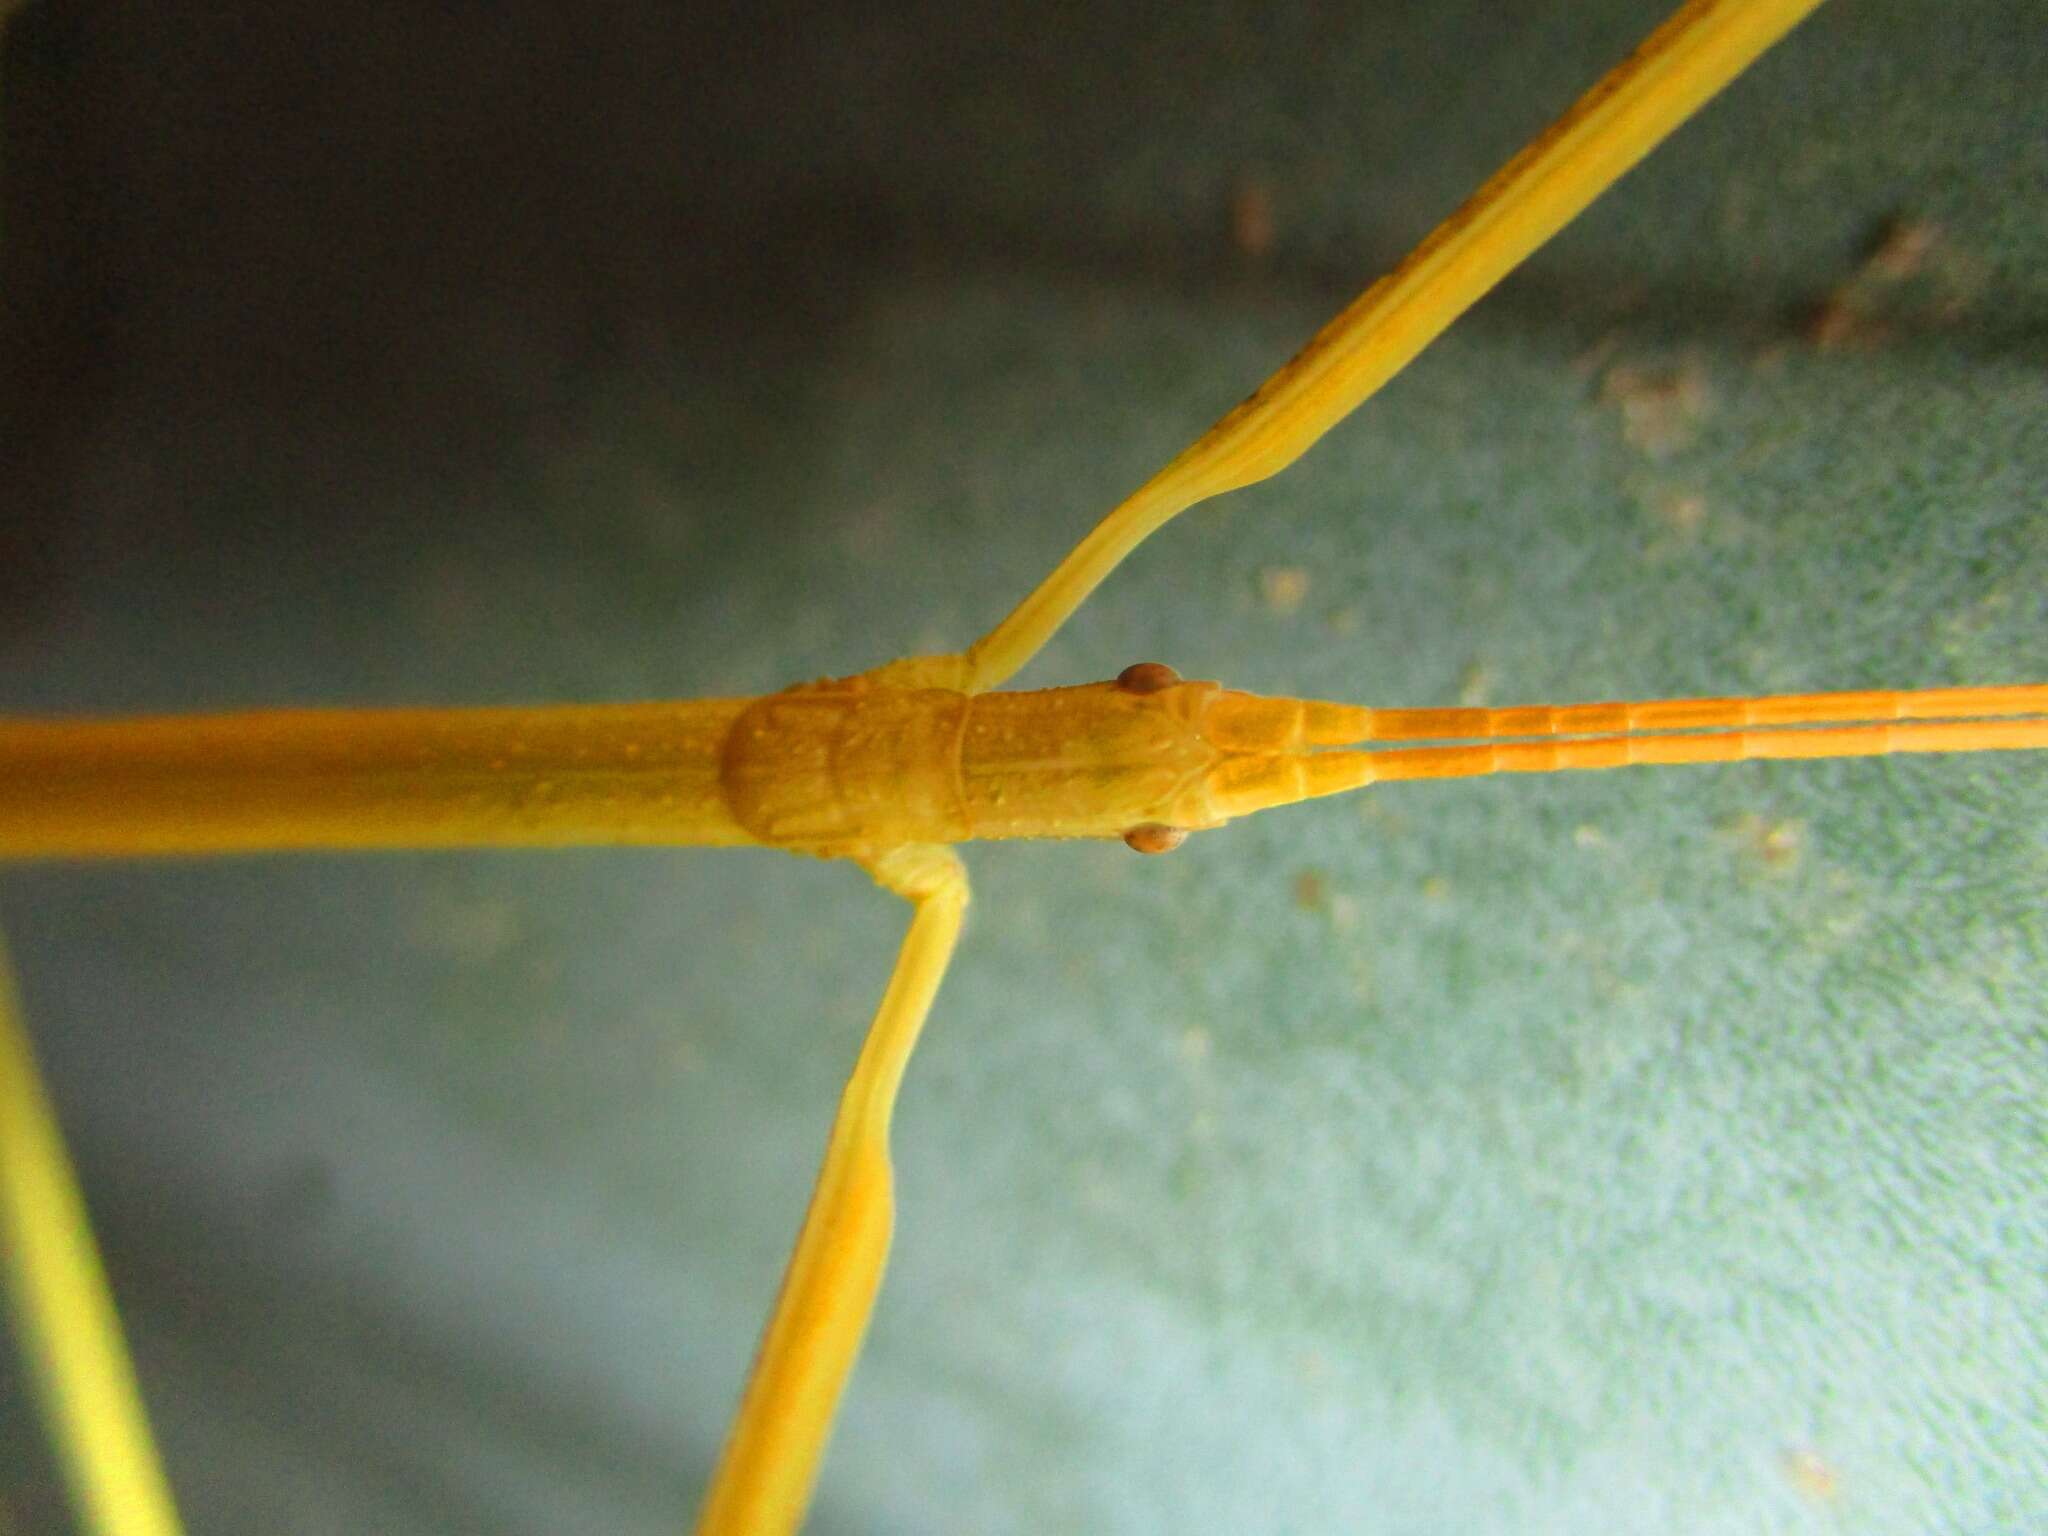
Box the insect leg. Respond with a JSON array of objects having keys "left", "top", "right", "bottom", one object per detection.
[
  {"left": 693, "top": 845, "right": 968, "bottom": 1536},
  {"left": 952, "top": 0, "right": 1828, "bottom": 692},
  {"left": 0, "top": 933, "right": 187, "bottom": 1536}
]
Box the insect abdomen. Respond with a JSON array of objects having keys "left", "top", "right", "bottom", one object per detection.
[{"left": 0, "top": 699, "right": 762, "bottom": 858}]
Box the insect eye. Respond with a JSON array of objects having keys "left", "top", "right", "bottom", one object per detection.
[
  {"left": 1115, "top": 661, "right": 1181, "bottom": 695},
  {"left": 1122, "top": 823, "right": 1188, "bottom": 854}
]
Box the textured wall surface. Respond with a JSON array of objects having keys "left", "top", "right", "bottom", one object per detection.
[{"left": 2, "top": 2, "right": 2044, "bottom": 1532}]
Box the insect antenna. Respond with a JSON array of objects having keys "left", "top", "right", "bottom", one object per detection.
[{"left": 1291, "top": 683, "right": 2048, "bottom": 797}]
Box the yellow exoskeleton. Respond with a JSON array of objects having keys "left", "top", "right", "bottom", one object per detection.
[{"left": 2, "top": 1, "right": 2043, "bottom": 1532}]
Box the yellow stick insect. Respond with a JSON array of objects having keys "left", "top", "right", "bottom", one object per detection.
[{"left": 2, "top": 0, "right": 2044, "bottom": 1531}]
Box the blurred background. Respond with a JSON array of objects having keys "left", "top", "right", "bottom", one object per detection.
[{"left": 2, "top": 1, "right": 2044, "bottom": 1531}]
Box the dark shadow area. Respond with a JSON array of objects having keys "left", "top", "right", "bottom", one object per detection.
[{"left": 6, "top": 0, "right": 2038, "bottom": 656}]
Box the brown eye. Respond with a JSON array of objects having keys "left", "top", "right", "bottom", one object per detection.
[
  {"left": 1116, "top": 661, "right": 1181, "bottom": 695},
  {"left": 1123, "top": 823, "right": 1187, "bottom": 854}
]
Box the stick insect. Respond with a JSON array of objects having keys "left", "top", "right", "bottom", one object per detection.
[{"left": 4, "top": 0, "right": 2048, "bottom": 1531}]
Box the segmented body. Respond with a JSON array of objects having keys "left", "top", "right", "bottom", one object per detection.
[
  {"left": 6, "top": 675, "right": 2041, "bottom": 861},
  {"left": 0, "top": 673, "right": 1345, "bottom": 859}
]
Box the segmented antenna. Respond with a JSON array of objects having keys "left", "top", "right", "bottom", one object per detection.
[{"left": 1296, "top": 683, "right": 2048, "bottom": 797}]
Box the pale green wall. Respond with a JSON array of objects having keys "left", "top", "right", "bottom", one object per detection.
[{"left": 2, "top": 2, "right": 2043, "bottom": 1531}]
